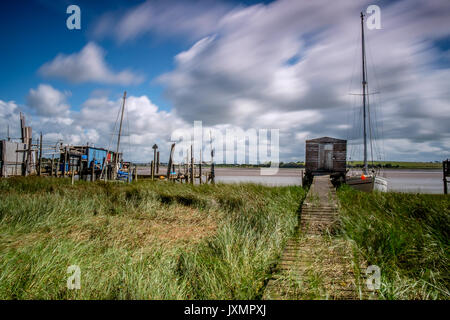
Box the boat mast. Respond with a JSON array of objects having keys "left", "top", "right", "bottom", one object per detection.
[
  {"left": 115, "top": 91, "right": 127, "bottom": 171},
  {"left": 361, "top": 12, "right": 368, "bottom": 175}
]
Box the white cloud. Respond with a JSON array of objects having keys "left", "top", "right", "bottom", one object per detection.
[
  {"left": 3, "top": 0, "right": 450, "bottom": 162},
  {"left": 154, "top": 0, "right": 450, "bottom": 161},
  {"left": 39, "top": 42, "right": 144, "bottom": 85},
  {"left": 93, "top": 0, "right": 231, "bottom": 43},
  {"left": 26, "top": 84, "right": 70, "bottom": 116},
  {"left": 0, "top": 100, "right": 20, "bottom": 139}
]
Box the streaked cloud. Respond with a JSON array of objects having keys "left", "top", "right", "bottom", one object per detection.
[{"left": 39, "top": 42, "right": 144, "bottom": 85}]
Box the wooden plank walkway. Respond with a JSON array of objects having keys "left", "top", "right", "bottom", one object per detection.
[{"left": 263, "top": 175, "right": 373, "bottom": 300}]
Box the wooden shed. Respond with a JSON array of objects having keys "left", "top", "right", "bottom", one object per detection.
[{"left": 304, "top": 137, "right": 347, "bottom": 185}]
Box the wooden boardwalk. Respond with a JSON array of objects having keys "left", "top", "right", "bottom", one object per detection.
[{"left": 263, "top": 175, "right": 372, "bottom": 300}]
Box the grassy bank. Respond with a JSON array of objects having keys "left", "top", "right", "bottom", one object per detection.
[
  {"left": 347, "top": 161, "right": 442, "bottom": 169},
  {"left": 0, "top": 177, "right": 305, "bottom": 299},
  {"left": 337, "top": 185, "right": 450, "bottom": 299}
]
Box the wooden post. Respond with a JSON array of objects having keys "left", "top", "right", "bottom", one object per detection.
[
  {"left": 50, "top": 153, "right": 54, "bottom": 177},
  {"left": 209, "top": 130, "right": 215, "bottom": 184},
  {"left": 25, "top": 137, "right": 32, "bottom": 176},
  {"left": 62, "top": 147, "right": 68, "bottom": 177},
  {"left": 444, "top": 159, "right": 448, "bottom": 195},
  {"left": 38, "top": 132, "right": 43, "bottom": 176},
  {"left": 190, "top": 145, "right": 194, "bottom": 185},
  {"left": 156, "top": 151, "right": 160, "bottom": 174},
  {"left": 71, "top": 166, "right": 75, "bottom": 185},
  {"left": 91, "top": 157, "right": 95, "bottom": 182},
  {"left": 151, "top": 161, "right": 154, "bottom": 180},
  {"left": 68, "top": 148, "right": 72, "bottom": 177},
  {"left": 134, "top": 165, "right": 138, "bottom": 182},
  {"left": 55, "top": 148, "right": 60, "bottom": 177},
  {"left": 152, "top": 144, "right": 158, "bottom": 180},
  {"left": 167, "top": 143, "right": 176, "bottom": 182},
  {"left": 199, "top": 149, "right": 202, "bottom": 184}
]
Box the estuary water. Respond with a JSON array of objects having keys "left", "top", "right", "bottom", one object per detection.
[{"left": 214, "top": 168, "right": 444, "bottom": 194}]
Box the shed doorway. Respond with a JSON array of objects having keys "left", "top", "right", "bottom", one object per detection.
[{"left": 319, "top": 144, "right": 333, "bottom": 170}]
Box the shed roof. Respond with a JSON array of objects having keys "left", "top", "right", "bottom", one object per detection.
[{"left": 305, "top": 136, "right": 347, "bottom": 144}]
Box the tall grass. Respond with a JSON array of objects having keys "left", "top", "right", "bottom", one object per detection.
[
  {"left": 337, "top": 185, "right": 450, "bottom": 299},
  {"left": 0, "top": 177, "right": 305, "bottom": 299}
]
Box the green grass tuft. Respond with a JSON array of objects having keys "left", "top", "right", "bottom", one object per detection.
[
  {"left": 0, "top": 177, "right": 305, "bottom": 299},
  {"left": 337, "top": 185, "right": 450, "bottom": 299}
]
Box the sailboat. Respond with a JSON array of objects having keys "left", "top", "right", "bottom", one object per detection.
[
  {"left": 346, "top": 12, "right": 388, "bottom": 192},
  {"left": 99, "top": 91, "right": 132, "bottom": 182}
]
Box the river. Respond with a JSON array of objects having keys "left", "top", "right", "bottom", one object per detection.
[{"left": 214, "top": 168, "right": 444, "bottom": 194}]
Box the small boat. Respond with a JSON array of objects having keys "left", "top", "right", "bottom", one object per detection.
[
  {"left": 346, "top": 174, "right": 388, "bottom": 192},
  {"left": 346, "top": 13, "right": 388, "bottom": 192}
]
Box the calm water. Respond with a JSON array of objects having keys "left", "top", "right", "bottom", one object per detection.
[{"left": 214, "top": 168, "right": 445, "bottom": 194}]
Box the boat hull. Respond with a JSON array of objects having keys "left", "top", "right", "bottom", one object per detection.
[{"left": 346, "top": 175, "right": 388, "bottom": 192}]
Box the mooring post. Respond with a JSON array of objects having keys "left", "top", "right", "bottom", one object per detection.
[
  {"left": 91, "top": 157, "right": 95, "bottom": 182},
  {"left": 167, "top": 143, "right": 175, "bottom": 182},
  {"left": 151, "top": 161, "right": 154, "bottom": 180},
  {"left": 38, "top": 132, "right": 43, "bottom": 176},
  {"left": 190, "top": 145, "right": 194, "bottom": 185},
  {"left": 24, "top": 137, "right": 32, "bottom": 176},
  {"left": 156, "top": 151, "right": 160, "bottom": 174},
  {"left": 152, "top": 144, "right": 158, "bottom": 180},
  {"left": 55, "top": 148, "right": 60, "bottom": 178},
  {"left": 50, "top": 153, "right": 54, "bottom": 177},
  {"left": 199, "top": 149, "right": 202, "bottom": 184},
  {"left": 444, "top": 159, "right": 448, "bottom": 195},
  {"left": 62, "top": 147, "right": 68, "bottom": 177}
]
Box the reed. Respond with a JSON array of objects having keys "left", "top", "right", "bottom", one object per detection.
[
  {"left": 337, "top": 185, "right": 450, "bottom": 299},
  {"left": 0, "top": 177, "right": 305, "bottom": 299}
]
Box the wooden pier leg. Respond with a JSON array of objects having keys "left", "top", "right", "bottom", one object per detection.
[
  {"left": 151, "top": 161, "right": 154, "bottom": 180},
  {"left": 190, "top": 145, "right": 194, "bottom": 185},
  {"left": 156, "top": 151, "right": 160, "bottom": 174},
  {"left": 50, "top": 154, "right": 54, "bottom": 177},
  {"left": 91, "top": 158, "right": 95, "bottom": 182},
  {"left": 55, "top": 152, "right": 60, "bottom": 178},
  {"left": 62, "top": 147, "right": 67, "bottom": 177},
  {"left": 444, "top": 160, "right": 448, "bottom": 195},
  {"left": 38, "top": 132, "right": 43, "bottom": 176},
  {"left": 199, "top": 149, "right": 202, "bottom": 184}
]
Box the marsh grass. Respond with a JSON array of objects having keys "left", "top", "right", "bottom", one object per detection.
[
  {"left": 337, "top": 185, "right": 450, "bottom": 299},
  {"left": 0, "top": 177, "right": 305, "bottom": 299}
]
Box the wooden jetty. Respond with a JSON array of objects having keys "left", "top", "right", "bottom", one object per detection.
[{"left": 263, "top": 175, "right": 373, "bottom": 300}]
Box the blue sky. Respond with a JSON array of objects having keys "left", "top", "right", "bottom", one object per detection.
[
  {"left": 0, "top": 0, "right": 449, "bottom": 163},
  {"left": 0, "top": 0, "right": 185, "bottom": 111}
]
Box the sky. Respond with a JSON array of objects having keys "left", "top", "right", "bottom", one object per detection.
[{"left": 0, "top": 0, "right": 449, "bottom": 163}]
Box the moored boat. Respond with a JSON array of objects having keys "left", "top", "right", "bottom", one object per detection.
[{"left": 345, "top": 12, "right": 388, "bottom": 192}]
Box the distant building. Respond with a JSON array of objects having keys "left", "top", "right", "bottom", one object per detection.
[
  {"left": 0, "top": 140, "right": 37, "bottom": 177},
  {"left": 304, "top": 136, "right": 347, "bottom": 185}
]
